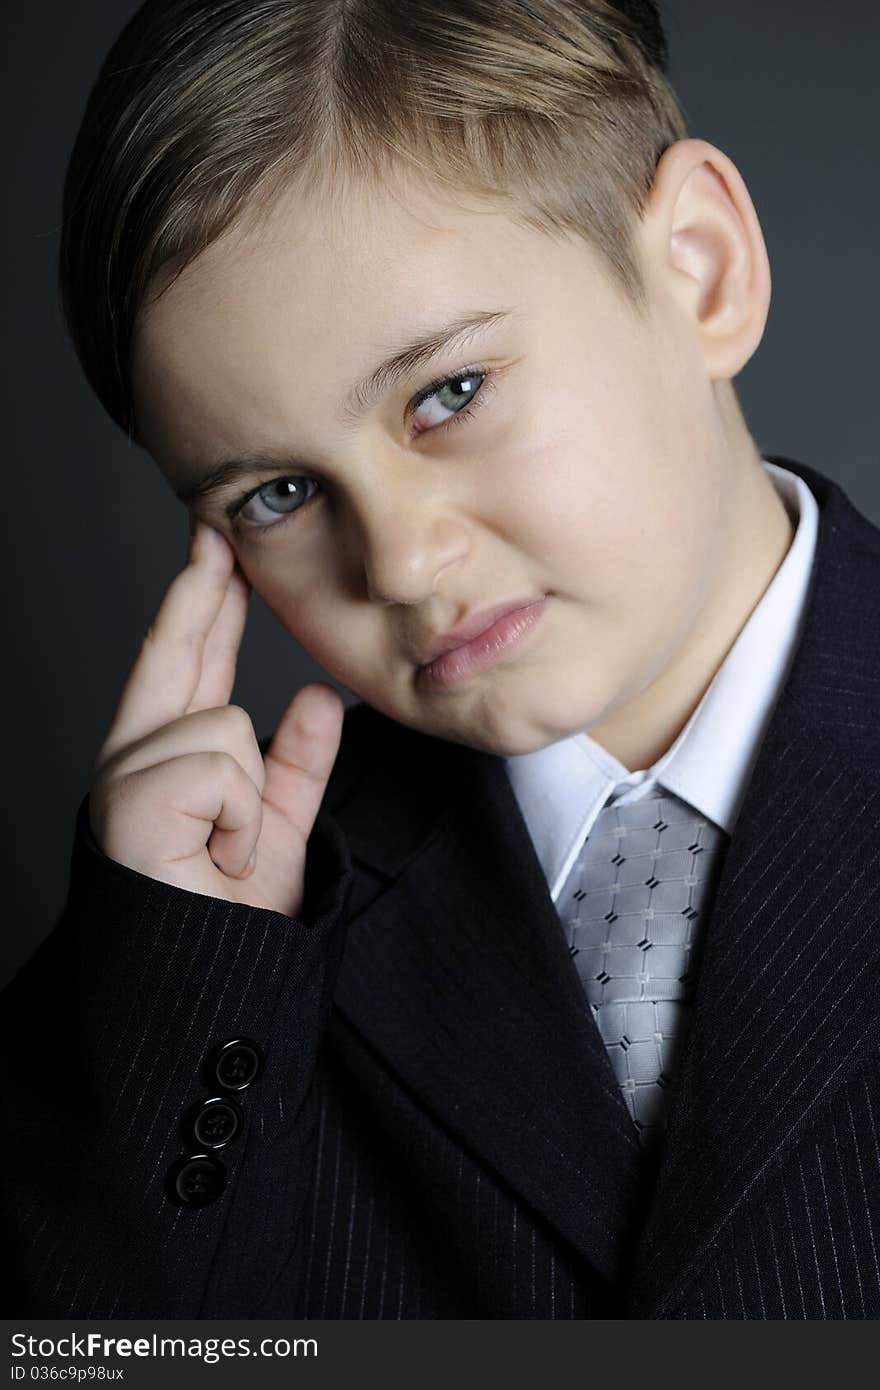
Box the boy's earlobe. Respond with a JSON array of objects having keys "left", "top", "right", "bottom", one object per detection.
[{"left": 644, "top": 138, "right": 772, "bottom": 381}]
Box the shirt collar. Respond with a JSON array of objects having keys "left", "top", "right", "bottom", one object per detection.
[{"left": 505, "top": 459, "right": 820, "bottom": 901}]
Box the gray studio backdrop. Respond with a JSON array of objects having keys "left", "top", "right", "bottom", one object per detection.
[{"left": 4, "top": 1, "right": 878, "bottom": 983}]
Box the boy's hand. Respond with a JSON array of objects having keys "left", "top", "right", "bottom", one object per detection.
[{"left": 88, "top": 519, "right": 344, "bottom": 917}]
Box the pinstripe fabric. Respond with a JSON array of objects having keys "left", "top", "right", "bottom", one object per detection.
[
  {"left": 3, "top": 454, "right": 880, "bottom": 1318},
  {"left": 289, "top": 1029, "right": 612, "bottom": 1318},
  {"left": 656, "top": 1072, "right": 880, "bottom": 1320}
]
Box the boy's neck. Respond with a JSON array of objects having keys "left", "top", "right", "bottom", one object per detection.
[{"left": 586, "top": 416, "right": 797, "bottom": 774}]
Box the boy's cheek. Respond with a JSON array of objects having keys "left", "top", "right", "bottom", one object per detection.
[{"left": 275, "top": 601, "right": 383, "bottom": 689}]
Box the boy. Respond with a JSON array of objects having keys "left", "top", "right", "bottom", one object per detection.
[{"left": 3, "top": 0, "right": 879, "bottom": 1319}]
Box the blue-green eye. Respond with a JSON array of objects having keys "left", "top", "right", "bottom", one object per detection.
[
  {"left": 410, "top": 368, "right": 487, "bottom": 431},
  {"left": 233, "top": 476, "right": 319, "bottom": 529}
]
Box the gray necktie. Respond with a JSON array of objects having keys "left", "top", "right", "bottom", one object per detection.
[{"left": 558, "top": 789, "right": 730, "bottom": 1160}]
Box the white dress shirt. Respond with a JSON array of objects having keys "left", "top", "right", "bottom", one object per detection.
[{"left": 504, "top": 460, "right": 819, "bottom": 904}]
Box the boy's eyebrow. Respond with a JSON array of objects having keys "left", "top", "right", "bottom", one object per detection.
[
  {"left": 340, "top": 307, "right": 513, "bottom": 424},
  {"left": 175, "top": 307, "right": 514, "bottom": 505}
]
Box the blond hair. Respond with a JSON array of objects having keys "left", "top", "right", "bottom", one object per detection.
[{"left": 59, "top": 0, "right": 688, "bottom": 438}]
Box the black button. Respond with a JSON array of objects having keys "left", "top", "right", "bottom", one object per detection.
[
  {"left": 211, "top": 1038, "right": 263, "bottom": 1092},
  {"left": 169, "top": 1154, "right": 225, "bottom": 1207},
  {"left": 191, "top": 1096, "right": 242, "bottom": 1150}
]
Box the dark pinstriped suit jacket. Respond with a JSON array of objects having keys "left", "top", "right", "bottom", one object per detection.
[{"left": 4, "top": 455, "right": 880, "bottom": 1319}]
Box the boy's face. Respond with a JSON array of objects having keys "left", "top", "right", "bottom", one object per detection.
[{"left": 133, "top": 162, "right": 751, "bottom": 759}]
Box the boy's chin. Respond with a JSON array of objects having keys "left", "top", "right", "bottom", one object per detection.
[{"left": 357, "top": 682, "right": 602, "bottom": 758}]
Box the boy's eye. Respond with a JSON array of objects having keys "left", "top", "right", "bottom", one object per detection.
[
  {"left": 409, "top": 367, "right": 486, "bottom": 432},
  {"left": 232, "top": 476, "right": 320, "bottom": 531},
  {"left": 230, "top": 365, "right": 493, "bottom": 537}
]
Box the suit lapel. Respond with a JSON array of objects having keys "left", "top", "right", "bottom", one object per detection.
[
  {"left": 329, "top": 724, "right": 646, "bottom": 1286},
  {"left": 627, "top": 457, "right": 880, "bottom": 1315}
]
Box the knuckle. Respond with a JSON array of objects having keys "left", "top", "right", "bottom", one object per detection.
[
  {"left": 204, "top": 749, "right": 254, "bottom": 798},
  {"left": 224, "top": 703, "right": 254, "bottom": 737},
  {"left": 205, "top": 748, "right": 237, "bottom": 779},
  {"left": 218, "top": 705, "right": 263, "bottom": 783}
]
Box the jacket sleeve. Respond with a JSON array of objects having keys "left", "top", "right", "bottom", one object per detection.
[{"left": 0, "top": 788, "right": 354, "bottom": 1317}]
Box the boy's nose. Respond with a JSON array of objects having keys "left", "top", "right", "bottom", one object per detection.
[{"left": 357, "top": 496, "right": 471, "bottom": 606}]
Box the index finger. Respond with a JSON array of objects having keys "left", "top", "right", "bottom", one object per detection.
[
  {"left": 187, "top": 552, "right": 252, "bottom": 716},
  {"left": 99, "top": 519, "right": 241, "bottom": 763}
]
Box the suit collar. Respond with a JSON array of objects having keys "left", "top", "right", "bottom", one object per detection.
[{"left": 325, "top": 456, "right": 880, "bottom": 1304}]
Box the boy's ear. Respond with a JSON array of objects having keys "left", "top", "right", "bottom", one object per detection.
[{"left": 640, "top": 138, "right": 772, "bottom": 380}]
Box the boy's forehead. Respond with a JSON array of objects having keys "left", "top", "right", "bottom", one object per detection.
[{"left": 143, "top": 173, "right": 552, "bottom": 324}]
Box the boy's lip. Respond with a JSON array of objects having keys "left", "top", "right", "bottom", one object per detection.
[{"left": 414, "top": 595, "right": 547, "bottom": 667}]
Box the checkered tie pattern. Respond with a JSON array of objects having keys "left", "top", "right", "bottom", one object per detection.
[{"left": 558, "top": 789, "right": 730, "bottom": 1159}]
